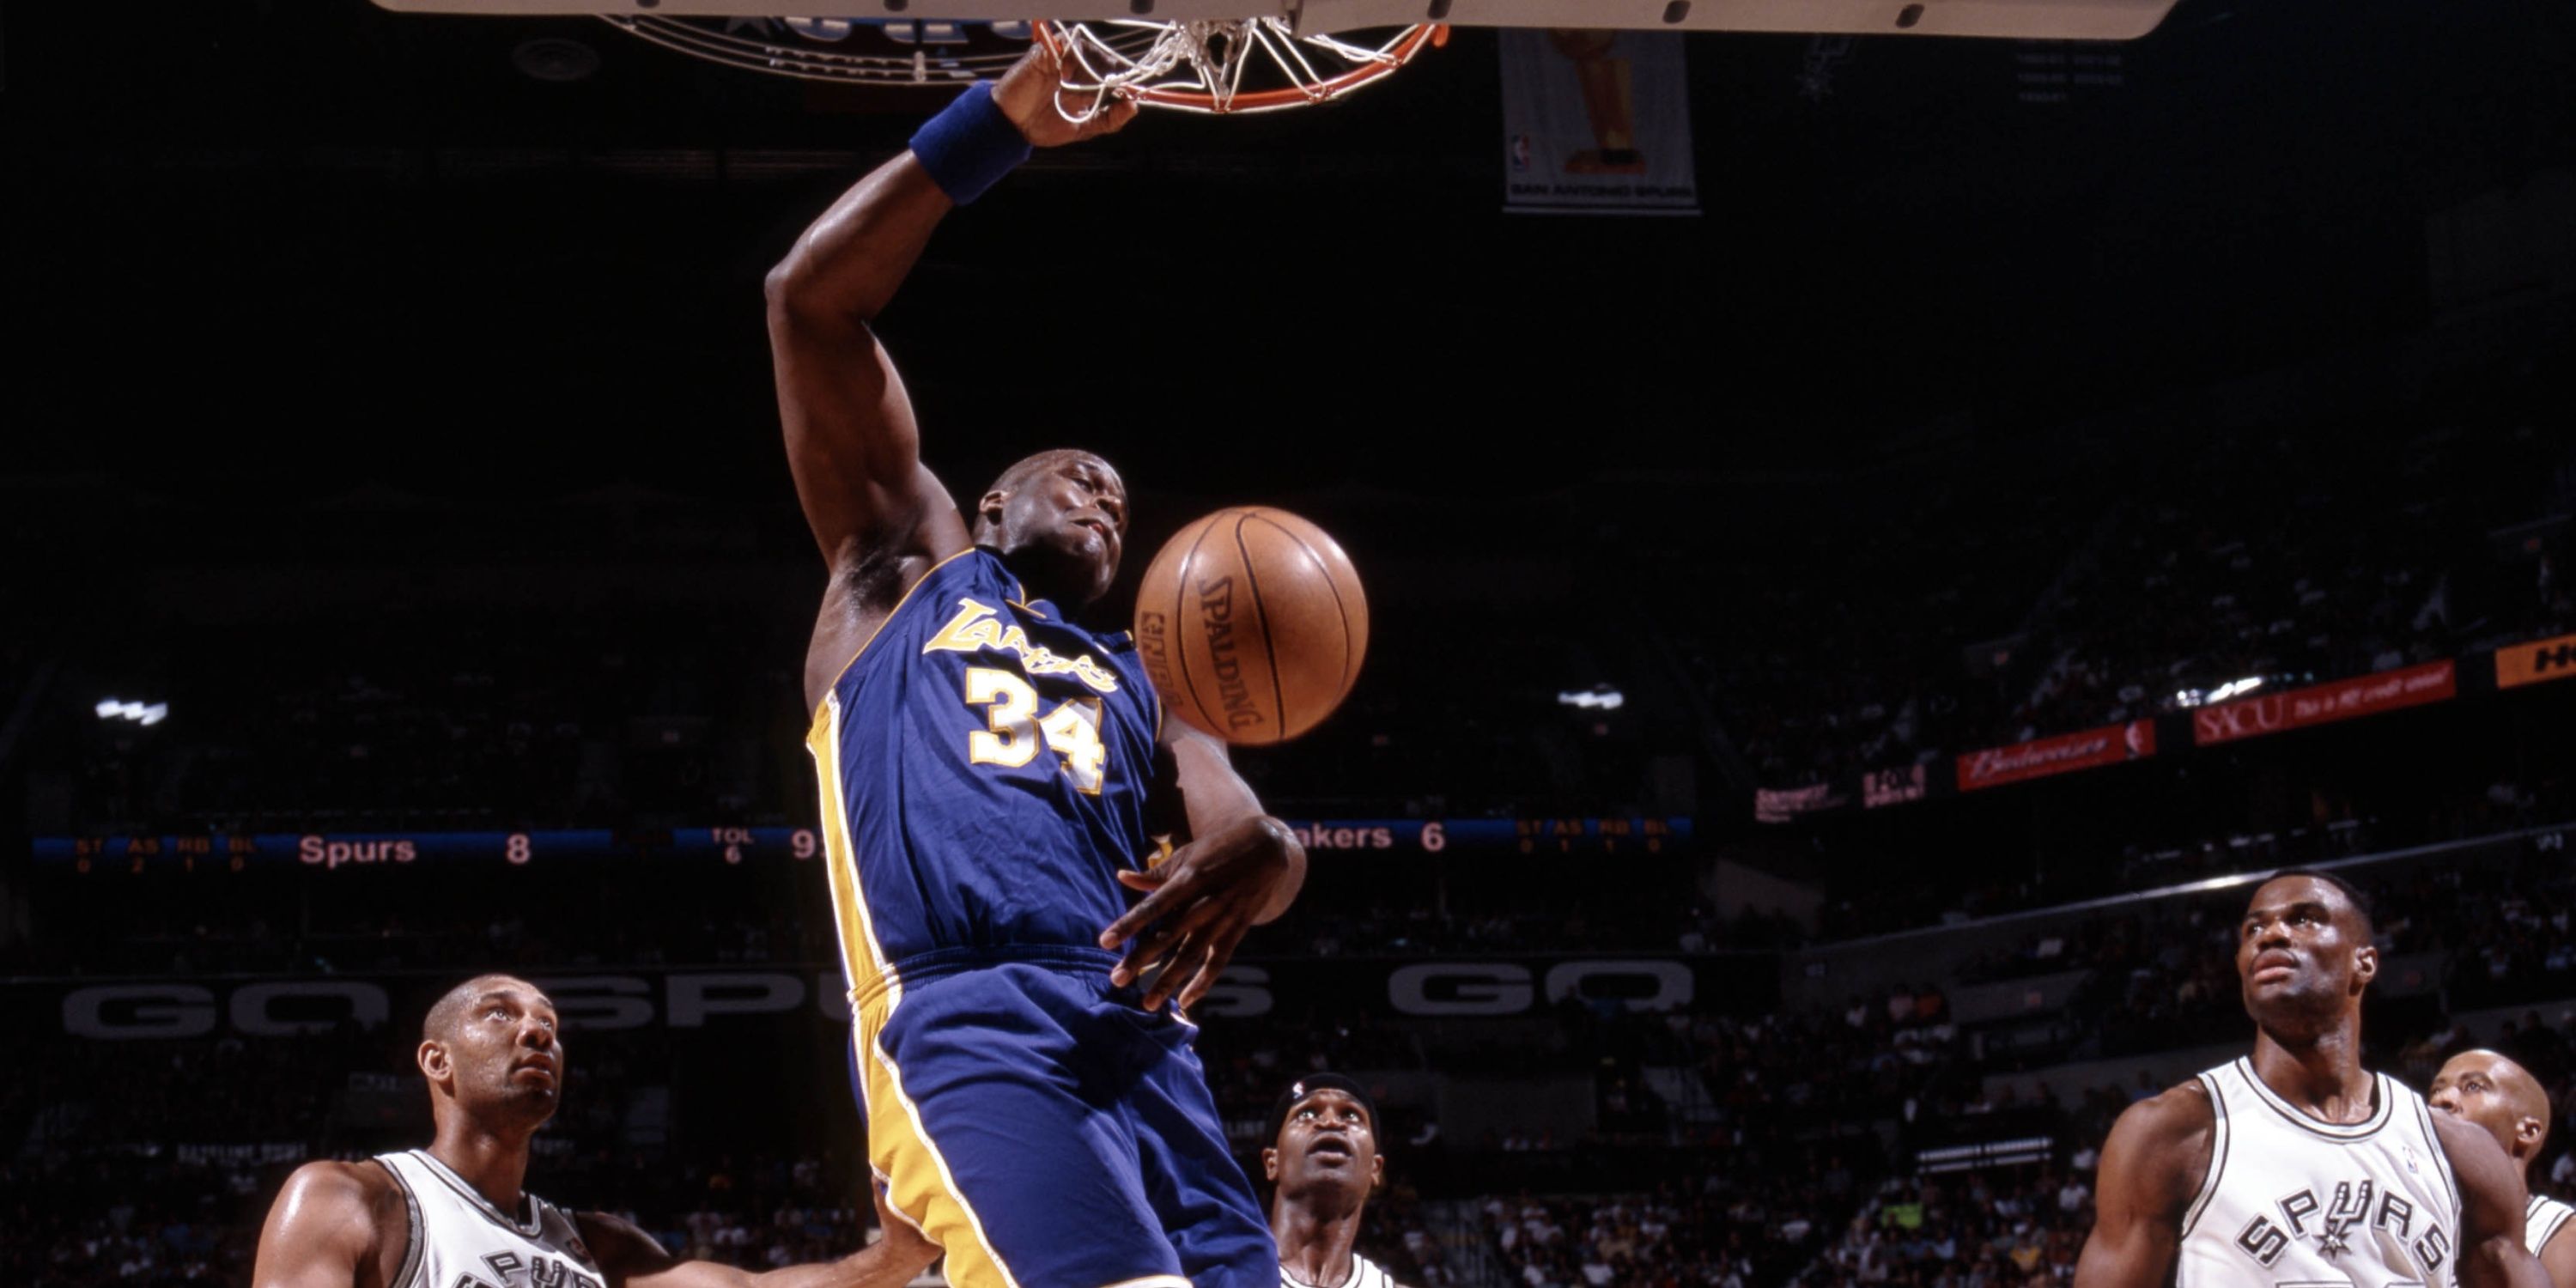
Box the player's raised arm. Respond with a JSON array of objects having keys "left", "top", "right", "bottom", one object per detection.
[
  {"left": 1100, "top": 719, "right": 1308, "bottom": 1012},
  {"left": 250, "top": 1162, "right": 395, "bottom": 1288},
  {"left": 2433, "top": 1111, "right": 2554, "bottom": 1288},
  {"left": 2073, "top": 1083, "right": 2213, "bottom": 1288},
  {"left": 764, "top": 46, "right": 1136, "bottom": 573}
]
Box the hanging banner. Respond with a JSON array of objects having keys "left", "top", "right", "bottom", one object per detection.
[
  {"left": 1501, "top": 30, "right": 1699, "bottom": 216},
  {"left": 2191, "top": 660, "right": 2458, "bottom": 746},
  {"left": 2496, "top": 632, "right": 2576, "bottom": 690},
  {"left": 1956, "top": 720, "right": 2157, "bottom": 793}
]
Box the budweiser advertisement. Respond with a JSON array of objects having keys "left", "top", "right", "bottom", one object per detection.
[
  {"left": 2496, "top": 632, "right": 2576, "bottom": 690},
  {"left": 1956, "top": 720, "right": 2156, "bottom": 793},
  {"left": 2192, "top": 659, "right": 2457, "bottom": 746}
]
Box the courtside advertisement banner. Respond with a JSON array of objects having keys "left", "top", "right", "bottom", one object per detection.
[
  {"left": 2495, "top": 632, "right": 2576, "bottom": 689},
  {"left": 1501, "top": 30, "right": 1698, "bottom": 216},
  {"left": 1956, "top": 720, "right": 2156, "bottom": 793},
  {"left": 2191, "top": 659, "right": 2458, "bottom": 746}
]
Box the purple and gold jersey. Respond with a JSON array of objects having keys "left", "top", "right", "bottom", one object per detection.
[
  {"left": 801, "top": 547, "right": 1274, "bottom": 1288},
  {"left": 805, "top": 546, "right": 1162, "bottom": 992}
]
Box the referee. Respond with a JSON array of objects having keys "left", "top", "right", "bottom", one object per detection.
[{"left": 1264, "top": 1075, "right": 1410, "bottom": 1288}]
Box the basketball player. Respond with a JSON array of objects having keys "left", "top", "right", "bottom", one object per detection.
[
  {"left": 2430, "top": 1048, "right": 2576, "bottom": 1282},
  {"left": 1265, "top": 1075, "right": 1407, "bottom": 1288},
  {"left": 250, "top": 975, "right": 934, "bottom": 1288},
  {"left": 2075, "top": 872, "right": 2548, "bottom": 1286},
  {"left": 766, "top": 42, "right": 1305, "bottom": 1288}
]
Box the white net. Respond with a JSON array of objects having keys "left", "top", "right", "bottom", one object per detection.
[
  {"left": 1039, "top": 19, "right": 1442, "bottom": 118},
  {"left": 600, "top": 17, "right": 1029, "bottom": 86}
]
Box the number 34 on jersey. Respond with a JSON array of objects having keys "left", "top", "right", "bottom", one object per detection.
[{"left": 923, "top": 598, "right": 1124, "bottom": 797}]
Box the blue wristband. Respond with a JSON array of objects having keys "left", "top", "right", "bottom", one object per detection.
[{"left": 909, "top": 81, "right": 1033, "bottom": 206}]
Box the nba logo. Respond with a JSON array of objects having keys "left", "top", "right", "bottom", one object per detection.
[{"left": 1509, "top": 134, "right": 1532, "bottom": 172}]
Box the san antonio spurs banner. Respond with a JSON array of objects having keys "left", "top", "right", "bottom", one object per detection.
[{"left": 1500, "top": 30, "right": 1699, "bottom": 216}]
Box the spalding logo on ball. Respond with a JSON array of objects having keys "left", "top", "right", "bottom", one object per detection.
[{"left": 1132, "top": 507, "right": 1369, "bottom": 746}]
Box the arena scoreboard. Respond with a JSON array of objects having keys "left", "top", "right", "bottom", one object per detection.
[{"left": 33, "top": 817, "right": 1691, "bottom": 874}]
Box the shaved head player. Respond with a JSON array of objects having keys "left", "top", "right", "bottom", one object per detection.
[
  {"left": 767, "top": 41, "right": 1308, "bottom": 1288},
  {"left": 251, "top": 975, "right": 932, "bottom": 1288},
  {"left": 2075, "top": 872, "right": 2548, "bottom": 1287},
  {"left": 2432, "top": 1048, "right": 2576, "bottom": 1282}
]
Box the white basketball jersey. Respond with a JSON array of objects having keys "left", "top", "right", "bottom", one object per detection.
[
  {"left": 2177, "top": 1058, "right": 2462, "bottom": 1287},
  {"left": 1280, "top": 1251, "right": 1407, "bottom": 1288},
  {"left": 2529, "top": 1194, "right": 2574, "bottom": 1259},
  {"left": 376, "top": 1150, "right": 606, "bottom": 1288}
]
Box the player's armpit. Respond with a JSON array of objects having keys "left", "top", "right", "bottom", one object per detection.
[
  {"left": 2071, "top": 1084, "right": 2212, "bottom": 1288},
  {"left": 2433, "top": 1112, "right": 2553, "bottom": 1288},
  {"left": 251, "top": 1162, "right": 389, "bottom": 1288}
]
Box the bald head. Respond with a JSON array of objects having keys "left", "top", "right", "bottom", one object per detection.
[
  {"left": 416, "top": 975, "right": 562, "bottom": 1134},
  {"left": 969, "top": 448, "right": 1127, "bottom": 609},
  {"left": 423, "top": 974, "right": 544, "bottom": 1044},
  {"left": 2430, "top": 1048, "right": 2552, "bottom": 1171}
]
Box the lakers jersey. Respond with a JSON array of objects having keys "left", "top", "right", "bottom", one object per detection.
[
  {"left": 375, "top": 1150, "right": 603, "bottom": 1288},
  {"left": 2178, "top": 1058, "right": 2461, "bottom": 1286},
  {"left": 806, "top": 548, "right": 1162, "bottom": 994},
  {"left": 2529, "top": 1194, "right": 2573, "bottom": 1259}
]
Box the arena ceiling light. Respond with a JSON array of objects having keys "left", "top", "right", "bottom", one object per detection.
[
  {"left": 1558, "top": 687, "right": 1625, "bottom": 711},
  {"left": 2173, "top": 676, "right": 2265, "bottom": 709},
  {"left": 95, "top": 698, "right": 168, "bottom": 726}
]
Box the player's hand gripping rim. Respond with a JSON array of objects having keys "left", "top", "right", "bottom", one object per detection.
[
  {"left": 1099, "top": 816, "right": 1299, "bottom": 1012},
  {"left": 993, "top": 41, "right": 1140, "bottom": 147}
]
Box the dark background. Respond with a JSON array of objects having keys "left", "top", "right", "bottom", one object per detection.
[{"left": 7, "top": 0, "right": 2567, "bottom": 504}]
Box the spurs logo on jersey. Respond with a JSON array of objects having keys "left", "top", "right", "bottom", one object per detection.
[
  {"left": 2231, "top": 1178, "right": 2447, "bottom": 1269},
  {"left": 376, "top": 1150, "right": 605, "bottom": 1288},
  {"left": 2178, "top": 1059, "right": 2461, "bottom": 1287}
]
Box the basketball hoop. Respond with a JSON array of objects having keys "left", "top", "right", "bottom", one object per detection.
[{"left": 1035, "top": 19, "right": 1444, "bottom": 118}]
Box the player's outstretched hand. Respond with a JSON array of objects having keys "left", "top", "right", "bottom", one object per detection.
[
  {"left": 993, "top": 42, "right": 1140, "bottom": 147},
  {"left": 1100, "top": 816, "right": 1300, "bottom": 1012}
]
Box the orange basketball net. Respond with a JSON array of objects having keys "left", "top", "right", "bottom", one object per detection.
[{"left": 1035, "top": 19, "right": 1445, "bottom": 117}]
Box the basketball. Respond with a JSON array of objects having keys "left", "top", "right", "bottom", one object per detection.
[{"left": 1132, "top": 507, "right": 1370, "bottom": 746}]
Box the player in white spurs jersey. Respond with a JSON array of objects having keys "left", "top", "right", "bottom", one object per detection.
[
  {"left": 2075, "top": 872, "right": 2547, "bottom": 1288},
  {"left": 251, "top": 975, "right": 933, "bottom": 1288},
  {"left": 1265, "top": 1076, "right": 1410, "bottom": 1288},
  {"left": 2430, "top": 1048, "right": 2576, "bottom": 1284}
]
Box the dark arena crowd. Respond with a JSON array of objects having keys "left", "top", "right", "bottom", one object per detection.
[{"left": 7, "top": 2, "right": 2576, "bottom": 1288}]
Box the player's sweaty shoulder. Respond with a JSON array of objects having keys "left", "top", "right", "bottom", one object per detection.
[
  {"left": 2104, "top": 1078, "right": 2218, "bottom": 1214},
  {"left": 2430, "top": 1105, "right": 2530, "bottom": 1211},
  {"left": 260, "top": 1159, "right": 410, "bottom": 1288}
]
